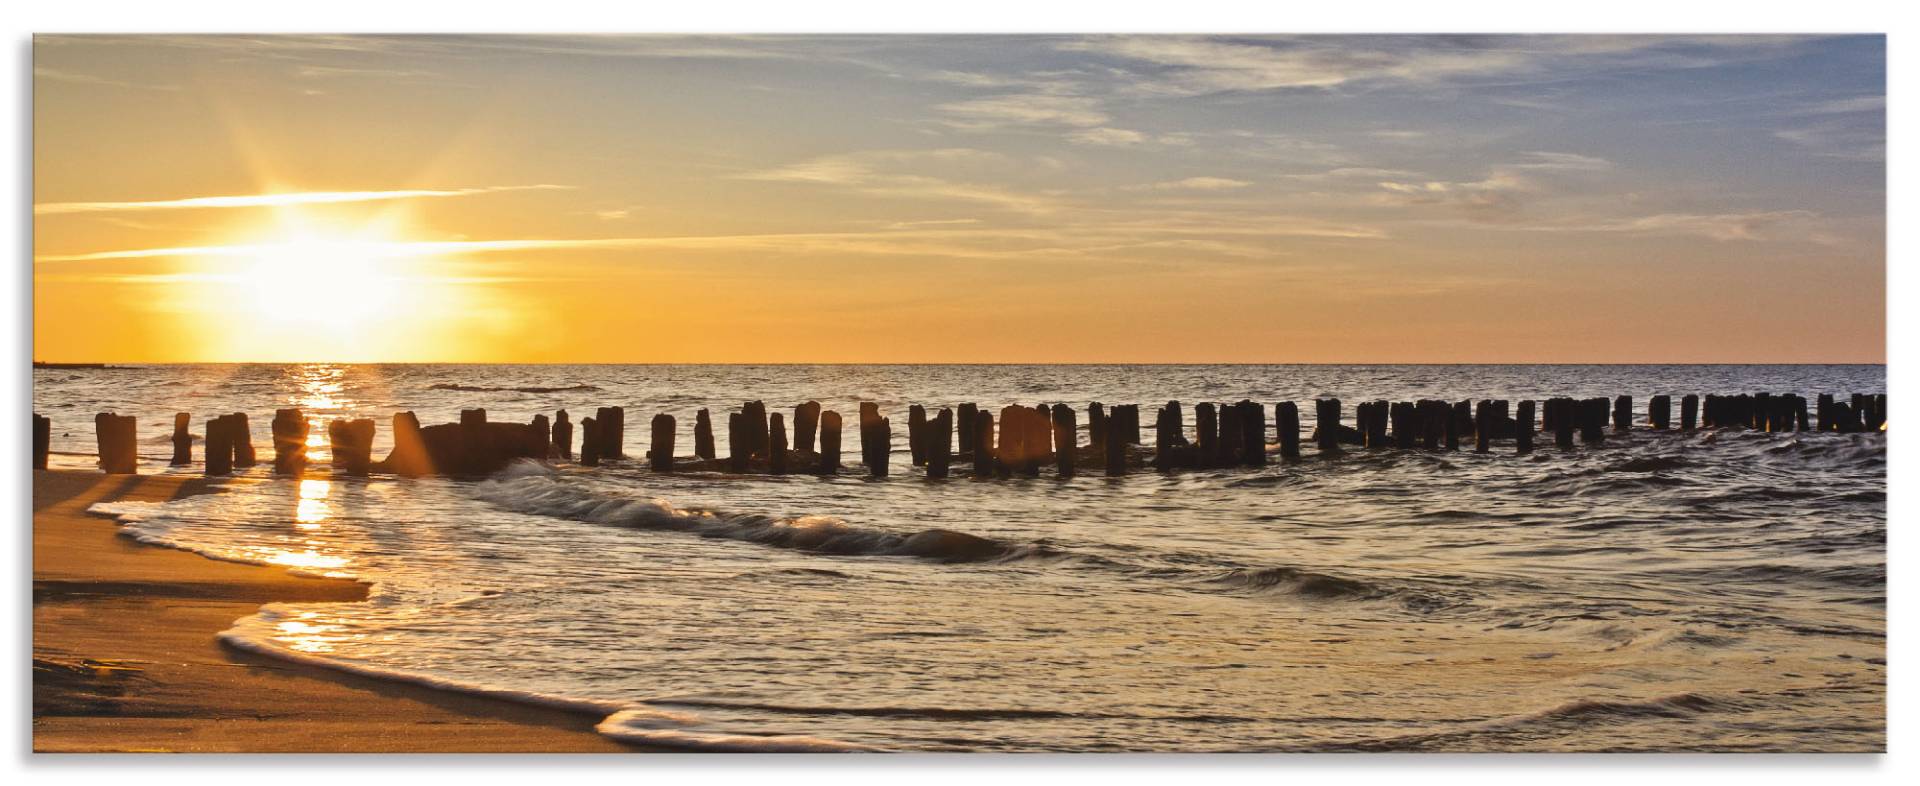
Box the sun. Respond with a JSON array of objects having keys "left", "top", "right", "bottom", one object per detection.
[{"left": 236, "top": 218, "right": 405, "bottom": 331}]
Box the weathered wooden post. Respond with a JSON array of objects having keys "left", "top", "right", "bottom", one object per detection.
[
  {"left": 1791, "top": 395, "right": 1810, "bottom": 431},
  {"left": 1051, "top": 403, "right": 1075, "bottom": 476},
  {"left": 553, "top": 409, "right": 574, "bottom": 459},
  {"left": 227, "top": 413, "right": 256, "bottom": 467},
  {"left": 859, "top": 403, "right": 887, "bottom": 477},
  {"left": 385, "top": 412, "right": 429, "bottom": 476},
  {"left": 766, "top": 413, "right": 787, "bottom": 475},
  {"left": 1473, "top": 401, "right": 1492, "bottom": 453},
  {"left": 1515, "top": 400, "right": 1535, "bottom": 454},
  {"left": 1195, "top": 402, "right": 1219, "bottom": 465},
  {"left": 1649, "top": 395, "right": 1671, "bottom": 430},
  {"left": 996, "top": 405, "right": 1025, "bottom": 478},
  {"left": 1240, "top": 401, "right": 1266, "bottom": 466},
  {"left": 869, "top": 411, "right": 891, "bottom": 478},
  {"left": 652, "top": 413, "right": 677, "bottom": 472},
  {"left": 168, "top": 413, "right": 192, "bottom": 465},
  {"left": 270, "top": 409, "right": 308, "bottom": 475},
  {"left": 1864, "top": 394, "right": 1886, "bottom": 431},
  {"left": 929, "top": 408, "right": 954, "bottom": 479},
  {"left": 819, "top": 410, "right": 843, "bottom": 474},
  {"left": 1680, "top": 394, "right": 1698, "bottom": 431},
  {"left": 1364, "top": 400, "right": 1390, "bottom": 448},
  {"left": 727, "top": 413, "right": 748, "bottom": 472},
  {"left": 795, "top": 401, "right": 821, "bottom": 454},
  {"left": 956, "top": 403, "right": 978, "bottom": 458},
  {"left": 741, "top": 402, "right": 767, "bottom": 459},
  {"left": 529, "top": 414, "right": 551, "bottom": 460},
  {"left": 1027, "top": 405, "right": 1050, "bottom": 477},
  {"left": 1104, "top": 412, "right": 1126, "bottom": 476},
  {"left": 205, "top": 415, "right": 233, "bottom": 476},
  {"left": 93, "top": 413, "right": 136, "bottom": 474},
  {"left": 1613, "top": 396, "right": 1632, "bottom": 432},
  {"left": 329, "top": 418, "right": 374, "bottom": 476},
  {"left": 1218, "top": 403, "right": 1243, "bottom": 464},
  {"left": 33, "top": 413, "right": 51, "bottom": 471},
  {"left": 590, "top": 407, "right": 622, "bottom": 459},
  {"left": 580, "top": 416, "right": 601, "bottom": 467},
  {"left": 907, "top": 405, "right": 928, "bottom": 466},
  {"left": 1389, "top": 402, "right": 1415, "bottom": 449},
  {"left": 694, "top": 408, "right": 716, "bottom": 461},
  {"left": 1441, "top": 401, "right": 1461, "bottom": 451},
  {"left": 1276, "top": 401, "right": 1301, "bottom": 460},
  {"left": 1580, "top": 398, "right": 1607, "bottom": 443},
  {"left": 1152, "top": 402, "right": 1180, "bottom": 470},
  {"left": 972, "top": 411, "right": 996, "bottom": 479},
  {"left": 1549, "top": 399, "right": 1574, "bottom": 448},
  {"left": 1087, "top": 402, "right": 1107, "bottom": 457},
  {"left": 1314, "top": 399, "right": 1341, "bottom": 453}
]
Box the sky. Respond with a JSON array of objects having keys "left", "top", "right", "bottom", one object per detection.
[{"left": 32, "top": 34, "right": 1885, "bottom": 363}]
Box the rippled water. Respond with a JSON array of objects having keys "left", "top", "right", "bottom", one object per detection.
[{"left": 36, "top": 364, "right": 1886, "bottom": 751}]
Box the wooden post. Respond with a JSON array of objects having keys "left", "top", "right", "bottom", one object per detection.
[
  {"left": 1580, "top": 398, "right": 1607, "bottom": 443},
  {"left": 1218, "top": 403, "right": 1243, "bottom": 464},
  {"left": 1153, "top": 402, "right": 1179, "bottom": 470},
  {"left": 551, "top": 410, "right": 573, "bottom": 459},
  {"left": 1864, "top": 394, "right": 1886, "bottom": 431},
  {"left": 996, "top": 405, "right": 1024, "bottom": 477},
  {"left": 1681, "top": 395, "right": 1698, "bottom": 431},
  {"left": 1548, "top": 399, "right": 1574, "bottom": 448},
  {"left": 972, "top": 411, "right": 996, "bottom": 479},
  {"left": 205, "top": 415, "right": 232, "bottom": 476},
  {"left": 1389, "top": 402, "right": 1415, "bottom": 449},
  {"left": 1612, "top": 396, "right": 1632, "bottom": 432},
  {"left": 1240, "top": 401, "right": 1266, "bottom": 466},
  {"left": 727, "top": 412, "right": 748, "bottom": 472},
  {"left": 1026, "top": 405, "right": 1049, "bottom": 477},
  {"left": 230, "top": 413, "right": 257, "bottom": 467},
  {"left": 929, "top": 408, "right": 954, "bottom": 479},
  {"left": 1443, "top": 401, "right": 1463, "bottom": 451},
  {"left": 1515, "top": 400, "right": 1535, "bottom": 454},
  {"left": 580, "top": 416, "right": 601, "bottom": 467},
  {"left": 329, "top": 418, "right": 374, "bottom": 476},
  {"left": 1792, "top": 395, "right": 1810, "bottom": 432},
  {"left": 1087, "top": 402, "right": 1107, "bottom": 457},
  {"left": 1276, "top": 401, "right": 1301, "bottom": 460},
  {"left": 859, "top": 403, "right": 888, "bottom": 477},
  {"left": 1051, "top": 404, "right": 1075, "bottom": 476},
  {"left": 652, "top": 413, "right": 677, "bottom": 472},
  {"left": 871, "top": 413, "right": 890, "bottom": 478},
  {"left": 908, "top": 405, "right": 928, "bottom": 467},
  {"left": 766, "top": 413, "right": 787, "bottom": 475},
  {"left": 386, "top": 412, "right": 428, "bottom": 476},
  {"left": 795, "top": 401, "right": 821, "bottom": 454},
  {"left": 270, "top": 409, "right": 308, "bottom": 475},
  {"left": 1314, "top": 399, "right": 1341, "bottom": 453},
  {"left": 1195, "top": 402, "right": 1219, "bottom": 466},
  {"left": 1649, "top": 395, "right": 1671, "bottom": 430},
  {"left": 1474, "top": 401, "right": 1491, "bottom": 453},
  {"left": 1104, "top": 412, "right": 1126, "bottom": 476},
  {"left": 819, "top": 410, "right": 843, "bottom": 474},
  {"left": 956, "top": 403, "right": 978, "bottom": 458},
  {"left": 694, "top": 408, "right": 716, "bottom": 460},
  {"left": 33, "top": 413, "right": 51, "bottom": 470},
  {"left": 529, "top": 414, "right": 551, "bottom": 460},
  {"left": 740, "top": 402, "right": 767, "bottom": 459}
]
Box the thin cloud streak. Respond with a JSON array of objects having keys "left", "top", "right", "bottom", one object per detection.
[{"left": 35, "top": 184, "right": 572, "bottom": 215}]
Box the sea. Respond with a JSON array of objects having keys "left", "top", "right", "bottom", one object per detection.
[{"left": 33, "top": 364, "right": 1887, "bottom": 752}]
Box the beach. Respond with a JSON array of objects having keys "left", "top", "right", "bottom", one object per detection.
[{"left": 31, "top": 469, "right": 632, "bottom": 753}]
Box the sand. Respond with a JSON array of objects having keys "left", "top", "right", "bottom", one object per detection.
[{"left": 32, "top": 469, "right": 634, "bottom": 753}]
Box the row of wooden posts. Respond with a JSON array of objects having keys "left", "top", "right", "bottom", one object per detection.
[{"left": 37, "top": 391, "right": 1886, "bottom": 478}]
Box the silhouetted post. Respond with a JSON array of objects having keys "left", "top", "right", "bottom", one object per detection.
[
  {"left": 1580, "top": 398, "right": 1607, "bottom": 443},
  {"left": 1681, "top": 395, "right": 1698, "bottom": 431},
  {"left": 1218, "top": 403, "right": 1243, "bottom": 464},
  {"left": 652, "top": 413, "right": 677, "bottom": 472},
  {"left": 1649, "top": 395, "right": 1671, "bottom": 430},
  {"left": 1051, "top": 404, "right": 1075, "bottom": 476},
  {"left": 1087, "top": 402, "right": 1107, "bottom": 457},
  {"left": 529, "top": 414, "right": 551, "bottom": 460},
  {"left": 231, "top": 413, "right": 257, "bottom": 467},
  {"left": 1027, "top": 405, "right": 1050, "bottom": 477},
  {"left": 386, "top": 412, "right": 429, "bottom": 476},
  {"left": 1613, "top": 396, "right": 1632, "bottom": 432},
  {"left": 795, "top": 401, "right": 820, "bottom": 454},
  {"left": 1153, "top": 402, "right": 1180, "bottom": 470},
  {"left": 996, "top": 405, "right": 1024, "bottom": 477},
  {"left": 1195, "top": 402, "right": 1219, "bottom": 465},
  {"left": 271, "top": 409, "right": 308, "bottom": 475},
  {"left": 1276, "top": 402, "right": 1301, "bottom": 460},
  {"left": 929, "top": 408, "right": 954, "bottom": 479},
  {"left": 694, "top": 409, "right": 715, "bottom": 460},
  {"left": 741, "top": 401, "right": 767, "bottom": 459},
  {"left": 1389, "top": 402, "right": 1416, "bottom": 449},
  {"left": 972, "top": 411, "right": 996, "bottom": 479},
  {"left": 1791, "top": 395, "right": 1810, "bottom": 432},
  {"left": 1104, "top": 413, "right": 1127, "bottom": 476},
  {"left": 1315, "top": 399, "right": 1341, "bottom": 453},
  {"left": 726, "top": 413, "right": 748, "bottom": 472},
  {"left": 1864, "top": 394, "right": 1886, "bottom": 431},
  {"left": 553, "top": 410, "right": 574, "bottom": 459},
  {"left": 1240, "top": 401, "right": 1266, "bottom": 466},
  {"left": 33, "top": 414, "right": 51, "bottom": 470},
  {"left": 869, "top": 413, "right": 891, "bottom": 478},
  {"left": 330, "top": 418, "right": 374, "bottom": 476},
  {"left": 1365, "top": 400, "right": 1391, "bottom": 448},
  {"left": 1549, "top": 399, "right": 1574, "bottom": 448},
  {"left": 766, "top": 413, "right": 787, "bottom": 475},
  {"left": 1442, "top": 402, "right": 1462, "bottom": 451},
  {"left": 859, "top": 403, "right": 888, "bottom": 477},
  {"left": 205, "top": 415, "right": 233, "bottom": 476},
  {"left": 956, "top": 404, "right": 978, "bottom": 458},
  {"left": 169, "top": 413, "right": 192, "bottom": 465},
  {"left": 819, "top": 411, "right": 843, "bottom": 474},
  {"left": 1474, "top": 401, "right": 1492, "bottom": 453},
  {"left": 1515, "top": 400, "right": 1535, "bottom": 454},
  {"left": 580, "top": 416, "right": 601, "bottom": 467},
  {"left": 908, "top": 405, "right": 928, "bottom": 466}
]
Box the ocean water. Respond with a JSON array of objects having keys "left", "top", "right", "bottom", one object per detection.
[{"left": 35, "top": 364, "right": 1886, "bottom": 752}]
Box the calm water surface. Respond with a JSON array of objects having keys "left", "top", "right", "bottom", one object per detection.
[{"left": 36, "top": 364, "right": 1886, "bottom": 751}]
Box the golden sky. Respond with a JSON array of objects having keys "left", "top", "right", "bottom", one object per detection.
[{"left": 33, "top": 35, "right": 1886, "bottom": 363}]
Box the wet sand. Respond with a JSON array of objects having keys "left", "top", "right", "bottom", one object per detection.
[{"left": 31, "top": 469, "right": 633, "bottom": 753}]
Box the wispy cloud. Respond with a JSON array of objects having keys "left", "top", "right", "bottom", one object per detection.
[
  {"left": 33, "top": 66, "right": 176, "bottom": 92},
  {"left": 737, "top": 149, "right": 1058, "bottom": 214},
  {"left": 1123, "top": 177, "right": 1252, "bottom": 192},
  {"left": 35, "top": 184, "right": 571, "bottom": 215}
]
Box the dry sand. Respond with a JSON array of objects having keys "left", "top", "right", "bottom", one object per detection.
[{"left": 32, "top": 469, "right": 634, "bottom": 753}]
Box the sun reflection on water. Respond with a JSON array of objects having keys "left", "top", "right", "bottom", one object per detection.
[
  {"left": 275, "top": 611, "right": 354, "bottom": 654},
  {"left": 295, "top": 478, "right": 331, "bottom": 530}
]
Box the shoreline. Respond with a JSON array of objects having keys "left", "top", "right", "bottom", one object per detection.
[{"left": 32, "top": 469, "right": 635, "bottom": 753}]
